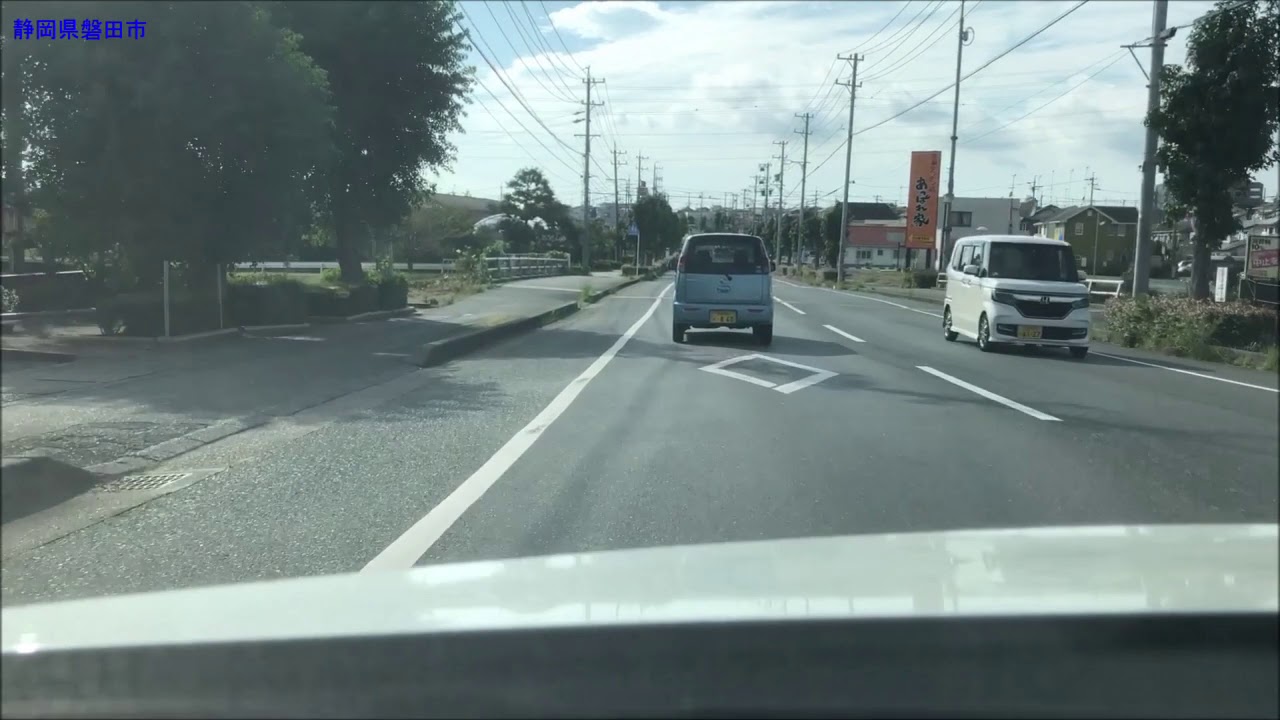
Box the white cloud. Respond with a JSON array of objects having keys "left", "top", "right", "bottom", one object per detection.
[{"left": 435, "top": 0, "right": 1273, "bottom": 214}]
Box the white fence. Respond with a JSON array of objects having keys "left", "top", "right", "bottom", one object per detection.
[
  {"left": 232, "top": 254, "right": 571, "bottom": 280},
  {"left": 1086, "top": 278, "right": 1122, "bottom": 301}
]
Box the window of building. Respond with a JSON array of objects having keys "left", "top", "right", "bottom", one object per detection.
[
  {"left": 950, "top": 211, "right": 973, "bottom": 227},
  {"left": 876, "top": 248, "right": 884, "bottom": 256},
  {"left": 1074, "top": 222, "right": 1084, "bottom": 236}
]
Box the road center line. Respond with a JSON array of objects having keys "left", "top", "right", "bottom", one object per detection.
[
  {"left": 363, "top": 283, "right": 675, "bottom": 572},
  {"left": 1091, "top": 351, "right": 1279, "bottom": 393},
  {"left": 774, "top": 297, "right": 805, "bottom": 314},
  {"left": 917, "top": 365, "right": 1062, "bottom": 421},
  {"left": 823, "top": 324, "right": 865, "bottom": 343}
]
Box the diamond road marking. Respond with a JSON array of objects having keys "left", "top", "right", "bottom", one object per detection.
[{"left": 697, "top": 353, "right": 837, "bottom": 395}]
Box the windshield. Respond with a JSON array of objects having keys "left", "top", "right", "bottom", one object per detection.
[
  {"left": 2, "top": 0, "right": 1277, "bottom": 663},
  {"left": 988, "top": 243, "right": 1080, "bottom": 282},
  {"left": 684, "top": 235, "right": 767, "bottom": 274}
]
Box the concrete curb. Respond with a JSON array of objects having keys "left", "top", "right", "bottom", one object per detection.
[
  {"left": 82, "top": 415, "right": 273, "bottom": 477},
  {"left": 414, "top": 276, "right": 645, "bottom": 368},
  {"left": 1, "top": 308, "right": 96, "bottom": 321},
  {"left": 1, "top": 455, "right": 100, "bottom": 525},
  {"left": 308, "top": 306, "right": 416, "bottom": 324},
  {"left": 0, "top": 347, "right": 77, "bottom": 363},
  {"left": 239, "top": 322, "right": 311, "bottom": 333}
]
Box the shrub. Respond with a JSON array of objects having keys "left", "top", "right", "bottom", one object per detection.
[
  {"left": 1, "top": 285, "right": 18, "bottom": 313},
  {"left": 95, "top": 291, "right": 222, "bottom": 337},
  {"left": 591, "top": 260, "right": 621, "bottom": 272},
  {"left": 902, "top": 270, "right": 938, "bottom": 289},
  {"left": 566, "top": 264, "right": 590, "bottom": 276},
  {"left": 820, "top": 268, "right": 838, "bottom": 283},
  {"left": 226, "top": 274, "right": 307, "bottom": 326},
  {"left": 621, "top": 264, "right": 637, "bottom": 277},
  {"left": 371, "top": 273, "right": 409, "bottom": 310},
  {"left": 304, "top": 284, "right": 380, "bottom": 317},
  {"left": 1104, "top": 295, "right": 1279, "bottom": 356},
  {"left": 319, "top": 267, "right": 342, "bottom": 284}
]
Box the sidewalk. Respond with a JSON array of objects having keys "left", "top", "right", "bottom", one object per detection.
[{"left": 1, "top": 271, "right": 637, "bottom": 477}]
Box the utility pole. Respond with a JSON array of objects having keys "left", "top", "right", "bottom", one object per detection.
[
  {"left": 940, "top": 0, "right": 975, "bottom": 271},
  {"left": 612, "top": 148, "right": 627, "bottom": 262},
  {"left": 578, "top": 68, "right": 604, "bottom": 269},
  {"left": 750, "top": 178, "right": 759, "bottom": 233},
  {"left": 653, "top": 163, "right": 662, "bottom": 197},
  {"left": 1087, "top": 173, "right": 1100, "bottom": 271},
  {"left": 794, "top": 112, "right": 813, "bottom": 265},
  {"left": 1133, "top": 0, "right": 1170, "bottom": 297},
  {"left": 835, "top": 53, "right": 861, "bottom": 283},
  {"left": 635, "top": 151, "right": 648, "bottom": 201},
  {"left": 757, "top": 163, "right": 772, "bottom": 242},
  {"left": 772, "top": 140, "right": 788, "bottom": 260}
]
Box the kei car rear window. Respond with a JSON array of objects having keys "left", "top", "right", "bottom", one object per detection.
[{"left": 685, "top": 236, "right": 766, "bottom": 274}]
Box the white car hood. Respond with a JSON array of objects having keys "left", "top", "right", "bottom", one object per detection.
[{"left": 3, "top": 523, "right": 1276, "bottom": 653}]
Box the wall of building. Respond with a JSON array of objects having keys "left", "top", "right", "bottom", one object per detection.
[{"left": 845, "top": 223, "right": 906, "bottom": 269}]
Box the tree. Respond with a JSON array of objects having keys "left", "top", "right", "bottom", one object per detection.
[
  {"left": 498, "top": 167, "right": 571, "bottom": 254},
  {"left": 399, "top": 198, "right": 475, "bottom": 263},
  {"left": 1146, "top": 0, "right": 1280, "bottom": 299},
  {"left": 268, "top": 1, "right": 473, "bottom": 282},
  {"left": 7, "top": 1, "right": 335, "bottom": 289},
  {"left": 632, "top": 194, "right": 679, "bottom": 262},
  {"left": 823, "top": 204, "right": 844, "bottom": 268}
]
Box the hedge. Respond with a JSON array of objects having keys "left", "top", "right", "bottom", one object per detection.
[
  {"left": 902, "top": 270, "right": 938, "bottom": 289},
  {"left": 226, "top": 275, "right": 308, "bottom": 326},
  {"left": 1103, "top": 295, "right": 1278, "bottom": 354},
  {"left": 95, "top": 291, "right": 222, "bottom": 337}
]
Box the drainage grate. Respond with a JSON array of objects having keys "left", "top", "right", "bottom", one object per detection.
[{"left": 102, "top": 473, "right": 191, "bottom": 493}]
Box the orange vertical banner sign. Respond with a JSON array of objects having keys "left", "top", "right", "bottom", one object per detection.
[{"left": 906, "top": 151, "right": 942, "bottom": 250}]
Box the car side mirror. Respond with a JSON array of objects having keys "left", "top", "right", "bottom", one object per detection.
[
  {"left": 963, "top": 264, "right": 979, "bottom": 276},
  {"left": 770, "top": 260, "right": 777, "bottom": 272}
]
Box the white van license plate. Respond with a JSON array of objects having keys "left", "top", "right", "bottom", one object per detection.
[
  {"left": 710, "top": 311, "right": 737, "bottom": 324},
  {"left": 1017, "top": 326, "right": 1043, "bottom": 339}
]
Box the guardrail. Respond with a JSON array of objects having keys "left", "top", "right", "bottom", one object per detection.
[
  {"left": 232, "top": 255, "right": 571, "bottom": 280},
  {"left": 1086, "top": 278, "right": 1122, "bottom": 301}
]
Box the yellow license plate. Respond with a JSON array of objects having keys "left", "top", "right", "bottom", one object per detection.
[
  {"left": 1017, "top": 326, "right": 1043, "bottom": 339},
  {"left": 710, "top": 310, "right": 737, "bottom": 324}
]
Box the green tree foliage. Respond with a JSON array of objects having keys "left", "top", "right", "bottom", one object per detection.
[
  {"left": 4, "top": 0, "right": 335, "bottom": 289},
  {"left": 823, "top": 204, "right": 844, "bottom": 268},
  {"left": 632, "top": 194, "right": 681, "bottom": 260},
  {"left": 1146, "top": 0, "right": 1280, "bottom": 299},
  {"left": 497, "top": 167, "right": 571, "bottom": 255},
  {"left": 268, "top": 1, "right": 473, "bottom": 281}
]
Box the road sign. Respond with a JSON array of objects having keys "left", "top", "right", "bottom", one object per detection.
[
  {"left": 626, "top": 222, "right": 639, "bottom": 237},
  {"left": 1214, "top": 265, "right": 1228, "bottom": 303}
]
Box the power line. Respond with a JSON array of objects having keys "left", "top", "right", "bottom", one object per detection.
[
  {"left": 482, "top": 2, "right": 577, "bottom": 103},
  {"left": 537, "top": 0, "right": 586, "bottom": 72},
  {"left": 961, "top": 53, "right": 1127, "bottom": 145},
  {"left": 862, "top": 2, "right": 969, "bottom": 83},
  {"left": 859, "top": 0, "right": 951, "bottom": 78}
]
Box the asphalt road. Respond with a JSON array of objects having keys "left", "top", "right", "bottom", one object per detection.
[{"left": 2, "top": 273, "right": 1276, "bottom": 605}]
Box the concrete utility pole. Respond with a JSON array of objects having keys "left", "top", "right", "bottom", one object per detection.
[
  {"left": 772, "top": 140, "right": 788, "bottom": 260},
  {"left": 750, "top": 177, "right": 759, "bottom": 233},
  {"left": 1087, "top": 173, "right": 1100, "bottom": 271},
  {"left": 579, "top": 68, "right": 604, "bottom": 268},
  {"left": 612, "top": 148, "right": 627, "bottom": 261},
  {"left": 653, "top": 163, "right": 663, "bottom": 197},
  {"left": 941, "top": 0, "right": 975, "bottom": 271},
  {"left": 1132, "top": 0, "right": 1169, "bottom": 297},
  {"left": 757, "top": 163, "right": 772, "bottom": 241},
  {"left": 835, "top": 53, "right": 861, "bottom": 283},
  {"left": 794, "top": 112, "right": 813, "bottom": 265},
  {"left": 635, "top": 151, "right": 648, "bottom": 200}
]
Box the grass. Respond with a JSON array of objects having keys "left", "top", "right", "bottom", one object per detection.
[{"left": 579, "top": 283, "right": 595, "bottom": 304}]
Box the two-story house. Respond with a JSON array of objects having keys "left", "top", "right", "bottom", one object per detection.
[{"left": 1034, "top": 205, "right": 1139, "bottom": 275}]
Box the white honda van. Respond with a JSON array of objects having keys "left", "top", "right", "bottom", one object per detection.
[{"left": 942, "top": 235, "right": 1091, "bottom": 359}]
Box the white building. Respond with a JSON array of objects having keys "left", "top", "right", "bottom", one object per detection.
[{"left": 932, "top": 196, "right": 1021, "bottom": 264}]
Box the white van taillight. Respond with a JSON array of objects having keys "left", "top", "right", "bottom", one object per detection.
[{"left": 677, "top": 254, "right": 689, "bottom": 271}]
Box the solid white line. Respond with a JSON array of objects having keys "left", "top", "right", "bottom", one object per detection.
[
  {"left": 363, "top": 283, "right": 675, "bottom": 572},
  {"left": 774, "top": 297, "right": 805, "bottom": 314},
  {"left": 773, "top": 368, "right": 837, "bottom": 394},
  {"left": 779, "top": 278, "right": 945, "bottom": 316},
  {"left": 372, "top": 352, "right": 409, "bottom": 358},
  {"left": 917, "top": 365, "right": 1062, "bottom": 421},
  {"left": 823, "top": 324, "right": 865, "bottom": 343},
  {"left": 1091, "top": 351, "right": 1279, "bottom": 393},
  {"left": 506, "top": 285, "right": 582, "bottom": 293},
  {"left": 908, "top": 307, "right": 945, "bottom": 319}
]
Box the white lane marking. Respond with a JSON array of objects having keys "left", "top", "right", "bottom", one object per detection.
[
  {"left": 917, "top": 365, "right": 1062, "bottom": 422},
  {"left": 823, "top": 325, "right": 865, "bottom": 343},
  {"left": 779, "top": 278, "right": 945, "bottom": 316},
  {"left": 774, "top": 297, "right": 805, "bottom": 314},
  {"left": 1091, "top": 351, "right": 1279, "bottom": 393},
  {"left": 698, "top": 355, "right": 778, "bottom": 389},
  {"left": 698, "top": 353, "right": 836, "bottom": 394},
  {"left": 372, "top": 352, "right": 409, "bottom": 358},
  {"left": 363, "top": 283, "right": 675, "bottom": 572}
]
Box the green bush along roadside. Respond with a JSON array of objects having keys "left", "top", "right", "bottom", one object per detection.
[{"left": 1103, "top": 295, "right": 1278, "bottom": 363}]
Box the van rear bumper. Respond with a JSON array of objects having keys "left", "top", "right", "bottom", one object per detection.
[{"left": 673, "top": 301, "right": 773, "bottom": 328}]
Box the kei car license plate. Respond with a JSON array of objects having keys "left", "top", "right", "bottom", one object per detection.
[
  {"left": 710, "top": 310, "right": 737, "bottom": 324},
  {"left": 1017, "top": 326, "right": 1043, "bottom": 339}
]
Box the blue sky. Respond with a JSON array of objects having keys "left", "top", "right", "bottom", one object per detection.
[{"left": 433, "top": 0, "right": 1272, "bottom": 213}]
